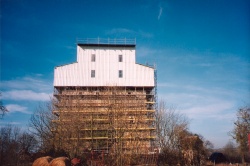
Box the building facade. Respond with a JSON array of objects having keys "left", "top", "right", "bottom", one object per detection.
[{"left": 52, "top": 38, "right": 157, "bottom": 161}]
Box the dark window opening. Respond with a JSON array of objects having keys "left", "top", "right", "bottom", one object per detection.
[
  {"left": 119, "top": 70, "right": 123, "bottom": 78},
  {"left": 91, "top": 54, "right": 96, "bottom": 62},
  {"left": 119, "top": 55, "right": 122, "bottom": 62},
  {"left": 91, "top": 70, "right": 95, "bottom": 78}
]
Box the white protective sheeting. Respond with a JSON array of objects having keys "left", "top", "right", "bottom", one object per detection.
[{"left": 54, "top": 45, "right": 154, "bottom": 87}]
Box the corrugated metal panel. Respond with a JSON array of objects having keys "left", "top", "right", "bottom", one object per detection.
[{"left": 54, "top": 46, "right": 154, "bottom": 87}]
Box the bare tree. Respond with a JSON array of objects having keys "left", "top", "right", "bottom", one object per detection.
[
  {"left": 155, "top": 101, "right": 210, "bottom": 166},
  {"left": 203, "top": 139, "right": 214, "bottom": 156},
  {"left": 0, "top": 124, "right": 37, "bottom": 166},
  {"left": 222, "top": 141, "right": 241, "bottom": 163},
  {"left": 230, "top": 106, "right": 250, "bottom": 164},
  {"left": 155, "top": 100, "right": 190, "bottom": 165},
  {"left": 29, "top": 100, "right": 56, "bottom": 152},
  {"left": 155, "top": 101, "right": 189, "bottom": 150}
]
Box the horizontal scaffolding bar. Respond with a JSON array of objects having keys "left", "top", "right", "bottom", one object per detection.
[{"left": 76, "top": 38, "right": 136, "bottom": 45}]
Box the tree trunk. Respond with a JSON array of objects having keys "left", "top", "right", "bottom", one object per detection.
[{"left": 241, "top": 152, "right": 245, "bottom": 164}]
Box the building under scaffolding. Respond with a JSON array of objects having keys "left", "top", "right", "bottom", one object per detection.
[{"left": 52, "top": 38, "right": 157, "bottom": 165}]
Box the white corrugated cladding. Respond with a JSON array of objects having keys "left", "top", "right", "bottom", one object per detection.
[{"left": 54, "top": 45, "right": 154, "bottom": 87}]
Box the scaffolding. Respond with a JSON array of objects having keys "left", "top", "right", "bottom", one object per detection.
[
  {"left": 52, "top": 86, "right": 157, "bottom": 165},
  {"left": 52, "top": 38, "right": 158, "bottom": 165},
  {"left": 76, "top": 37, "right": 136, "bottom": 46}
]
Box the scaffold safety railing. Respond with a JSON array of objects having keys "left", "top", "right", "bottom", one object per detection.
[{"left": 77, "top": 38, "right": 136, "bottom": 45}]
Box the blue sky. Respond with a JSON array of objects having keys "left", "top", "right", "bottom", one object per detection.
[{"left": 1, "top": 0, "right": 249, "bottom": 148}]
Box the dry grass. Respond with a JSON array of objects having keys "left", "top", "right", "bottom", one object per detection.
[
  {"left": 32, "top": 156, "right": 52, "bottom": 166},
  {"left": 206, "top": 161, "right": 249, "bottom": 166},
  {"left": 49, "top": 157, "right": 71, "bottom": 166}
]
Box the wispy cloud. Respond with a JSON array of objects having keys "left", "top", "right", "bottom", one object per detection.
[
  {"left": 5, "top": 104, "right": 31, "bottom": 114},
  {"left": 181, "top": 100, "right": 235, "bottom": 120},
  {"left": 137, "top": 46, "right": 159, "bottom": 57},
  {"left": 2, "top": 90, "right": 51, "bottom": 101},
  {"left": 196, "top": 63, "right": 213, "bottom": 67},
  {"left": 107, "top": 28, "right": 133, "bottom": 34},
  {"left": 158, "top": 81, "right": 238, "bottom": 121},
  {"left": 158, "top": 7, "right": 163, "bottom": 20},
  {"left": 1, "top": 75, "right": 52, "bottom": 101},
  {"left": 65, "top": 45, "right": 75, "bottom": 50},
  {"left": 0, "top": 121, "right": 22, "bottom": 126},
  {"left": 1, "top": 75, "right": 52, "bottom": 92},
  {"left": 159, "top": 83, "right": 232, "bottom": 96},
  {"left": 105, "top": 28, "right": 153, "bottom": 38},
  {"left": 159, "top": 87, "right": 236, "bottom": 147}
]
